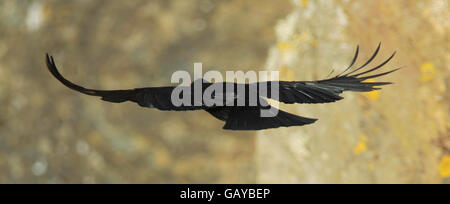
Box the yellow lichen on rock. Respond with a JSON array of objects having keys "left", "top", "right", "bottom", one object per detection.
[
  {"left": 353, "top": 135, "right": 368, "bottom": 155},
  {"left": 420, "top": 62, "right": 436, "bottom": 82},
  {"left": 439, "top": 155, "right": 450, "bottom": 178},
  {"left": 277, "top": 42, "right": 296, "bottom": 51},
  {"left": 298, "top": 0, "right": 309, "bottom": 8}
]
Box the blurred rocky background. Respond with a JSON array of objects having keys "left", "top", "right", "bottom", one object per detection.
[
  {"left": 0, "top": 0, "right": 448, "bottom": 183},
  {"left": 258, "top": 0, "right": 450, "bottom": 184}
]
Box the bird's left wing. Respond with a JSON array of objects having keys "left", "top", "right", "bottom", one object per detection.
[
  {"left": 263, "top": 43, "right": 399, "bottom": 104},
  {"left": 46, "top": 54, "right": 201, "bottom": 111}
]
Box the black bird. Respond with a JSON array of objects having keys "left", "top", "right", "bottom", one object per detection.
[{"left": 46, "top": 44, "right": 398, "bottom": 130}]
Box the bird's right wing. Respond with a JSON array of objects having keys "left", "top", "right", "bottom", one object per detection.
[{"left": 46, "top": 54, "right": 201, "bottom": 111}]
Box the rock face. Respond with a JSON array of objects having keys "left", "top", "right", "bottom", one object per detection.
[
  {"left": 0, "top": 0, "right": 449, "bottom": 183},
  {"left": 258, "top": 0, "right": 449, "bottom": 184}
]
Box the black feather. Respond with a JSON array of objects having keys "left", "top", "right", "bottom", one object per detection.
[{"left": 267, "top": 43, "right": 398, "bottom": 104}]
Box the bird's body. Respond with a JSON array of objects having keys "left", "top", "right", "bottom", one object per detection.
[{"left": 46, "top": 44, "right": 398, "bottom": 130}]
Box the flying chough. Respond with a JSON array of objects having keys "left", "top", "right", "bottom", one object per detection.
[{"left": 45, "top": 44, "right": 398, "bottom": 130}]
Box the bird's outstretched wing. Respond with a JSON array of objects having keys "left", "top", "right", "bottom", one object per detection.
[
  {"left": 45, "top": 54, "right": 201, "bottom": 111},
  {"left": 265, "top": 43, "right": 399, "bottom": 104}
]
